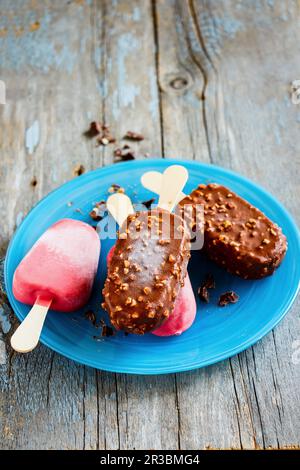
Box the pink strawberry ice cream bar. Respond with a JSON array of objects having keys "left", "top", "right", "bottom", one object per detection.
[
  {"left": 13, "top": 219, "right": 100, "bottom": 312},
  {"left": 152, "top": 274, "right": 196, "bottom": 336}
]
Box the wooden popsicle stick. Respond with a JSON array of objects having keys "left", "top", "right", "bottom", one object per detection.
[
  {"left": 158, "top": 165, "right": 188, "bottom": 213},
  {"left": 141, "top": 170, "right": 186, "bottom": 204},
  {"left": 141, "top": 171, "right": 163, "bottom": 194},
  {"left": 106, "top": 193, "right": 134, "bottom": 227},
  {"left": 10, "top": 297, "right": 52, "bottom": 353}
]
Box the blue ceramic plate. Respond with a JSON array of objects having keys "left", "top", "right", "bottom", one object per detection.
[{"left": 4, "top": 159, "right": 300, "bottom": 374}]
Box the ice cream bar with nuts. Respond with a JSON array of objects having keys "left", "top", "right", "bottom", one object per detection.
[
  {"left": 179, "top": 183, "right": 287, "bottom": 279},
  {"left": 102, "top": 209, "right": 191, "bottom": 334},
  {"left": 106, "top": 246, "right": 196, "bottom": 337}
]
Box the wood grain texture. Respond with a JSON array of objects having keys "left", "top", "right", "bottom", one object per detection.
[{"left": 1, "top": 0, "right": 300, "bottom": 450}]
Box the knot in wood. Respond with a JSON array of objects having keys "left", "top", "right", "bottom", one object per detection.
[
  {"left": 160, "top": 71, "right": 193, "bottom": 94},
  {"left": 170, "top": 77, "right": 189, "bottom": 90}
]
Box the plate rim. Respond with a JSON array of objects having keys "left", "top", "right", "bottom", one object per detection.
[{"left": 4, "top": 159, "right": 300, "bottom": 374}]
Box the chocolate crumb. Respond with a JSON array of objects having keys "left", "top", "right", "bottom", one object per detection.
[
  {"left": 197, "top": 273, "right": 215, "bottom": 303},
  {"left": 123, "top": 131, "right": 144, "bottom": 141},
  {"left": 198, "top": 285, "right": 209, "bottom": 303},
  {"left": 108, "top": 184, "right": 125, "bottom": 194},
  {"left": 85, "top": 310, "right": 97, "bottom": 326},
  {"left": 84, "top": 121, "right": 102, "bottom": 138},
  {"left": 85, "top": 121, "right": 116, "bottom": 145},
  {"left": 101, "top": 324, "right": 115, "bottom": 337},
  {"left": 114, "top": 145, "right": 135, "bottom": 162},
  {"left": 142, "top": 198, "right": 156, "bottom": 209},
  {"left": 73, "top": 164, "right": 85, "bottom": 176},
  {"left": 218, "top": 291, "right": 239, "bottom": 307},
  {"left": 96, "top": 200, "right": 107, "bottom": 209},
  {"left": 89, "top": 200, "right": 107, "bottom": 220},
  {"left": 203, "top": 273, "right": 215, "bottom": 290},
  {"left": 93, "top": 318, "right": 116, "bottom": 338},
  {"left": 89, "top": 209, "right": 103, "bottom": 221}
]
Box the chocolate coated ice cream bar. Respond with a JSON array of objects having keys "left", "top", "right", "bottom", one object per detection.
[
  {"left": 102, "top": 209, "right": 191, "bottom": 334},
  {"left": 179, "top": 183, "right": 287, "bottom": 279}
]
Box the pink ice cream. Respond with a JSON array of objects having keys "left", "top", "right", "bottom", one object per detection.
[
  {"left": 106, "top": 246, "right": 196, "bottom": 336},
  {"left": 13, "top": 219, "right": 100, "bottom": 312},
  {"left": 152, "top": 274, "right": 196, "bottom": 336}
]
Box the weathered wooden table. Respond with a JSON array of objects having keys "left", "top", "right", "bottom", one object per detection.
[{"left": 0, "top": 0, "right": 300, "bottom": 450}]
